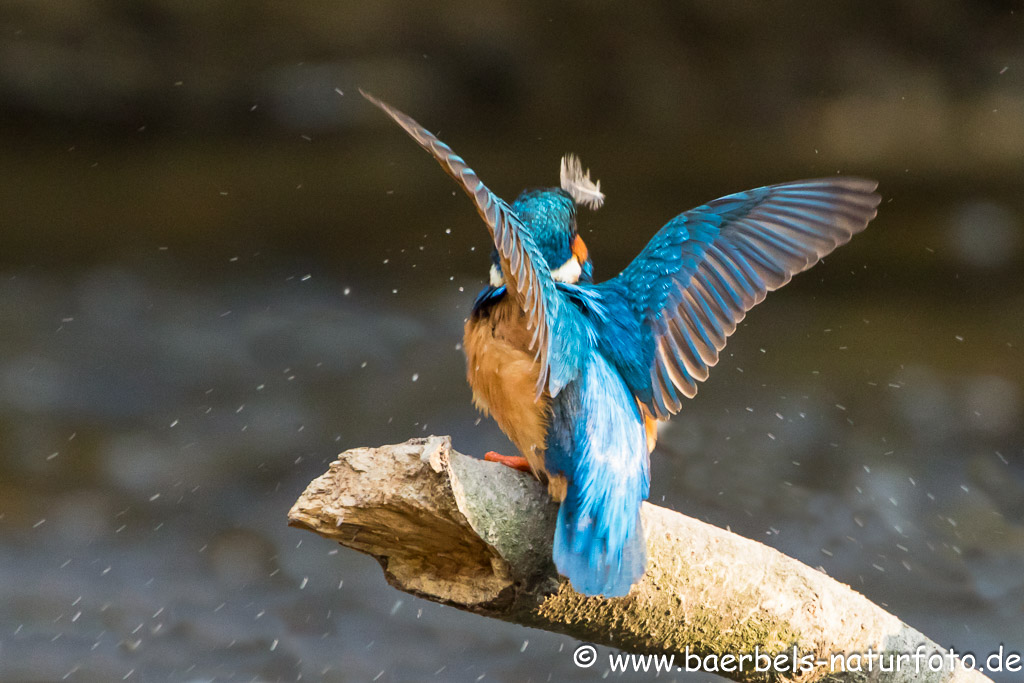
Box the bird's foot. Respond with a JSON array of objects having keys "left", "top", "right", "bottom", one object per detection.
[{"left": 484, "top": 451, "right": 532, "bottom": 473}]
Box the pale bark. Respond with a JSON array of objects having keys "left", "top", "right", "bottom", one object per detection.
[{"left": 288, "top": 436, "right": 990, "bottom": 683}]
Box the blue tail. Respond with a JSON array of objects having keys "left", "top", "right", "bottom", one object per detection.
[
  {"left": 547, "top": 354, "right": 650, "bottom": 597},
  {"left": 553, "top": 485, "right": 646, "bottom": 597}
]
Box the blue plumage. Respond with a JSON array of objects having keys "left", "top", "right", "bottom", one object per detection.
[
  {"left": 363, "top": 91, "right": 881, "bottom": 598},
  {"left": 603, "top": 178, "right": 881, "bottom": 418},
  {"left": 511, "top": 190, "right": 578, "bottom": 268},
  {"left": 549, "top": 354, "right": 649, "bottom": 597}
]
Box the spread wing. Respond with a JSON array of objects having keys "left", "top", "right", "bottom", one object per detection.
[
  {"left": 604, "top": 178, "right": 881, "bottom": 418},
  {"left": 361, "top": 90, "right": 586, "bottom": 397}
]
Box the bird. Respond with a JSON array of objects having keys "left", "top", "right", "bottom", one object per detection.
[{"left": 361, "top": 90, "right": 880, "bottom": 598}]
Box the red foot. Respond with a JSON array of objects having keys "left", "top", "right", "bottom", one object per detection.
[{"left": 484, "top": 451, "right": 532, "bottom": 473}]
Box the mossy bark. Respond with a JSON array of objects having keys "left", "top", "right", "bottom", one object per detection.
[{"left": 288, "top": 436, "right": 989, "bottom": 683}]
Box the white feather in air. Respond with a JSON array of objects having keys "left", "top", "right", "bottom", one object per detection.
[{"left": 559, "top": 154, "right": 605, "bottom": 210}]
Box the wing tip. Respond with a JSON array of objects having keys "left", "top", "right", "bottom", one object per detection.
[{"left": 359, "top": 88, "right": 393, "bottom": 118}]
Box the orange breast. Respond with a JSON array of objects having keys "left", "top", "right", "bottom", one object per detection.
[
  {"left": 639, "top": 401, "right": 658, "bottom": 454},
  {"left": 463, "top": 296, "right": 553, "bottom": 485}
]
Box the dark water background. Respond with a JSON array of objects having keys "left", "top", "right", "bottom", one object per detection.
[{"left": 1, "top": 2, "right": 1022, "bottom": 681}]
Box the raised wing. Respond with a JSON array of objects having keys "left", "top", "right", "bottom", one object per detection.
[
  {"left": 608, "top": 178, "right": 880, "bottom": 418},
  {"left": 361, "top": 91, "right": 586, "bottom": 397}
]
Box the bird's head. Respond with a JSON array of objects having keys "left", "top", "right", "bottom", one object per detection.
[{"left": 489, "top": 155, "right": 603, "bottom": 287}]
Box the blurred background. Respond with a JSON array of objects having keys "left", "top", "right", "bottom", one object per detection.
[{"left": 1, "top": 1, "right": 1022, "bottom": 681}]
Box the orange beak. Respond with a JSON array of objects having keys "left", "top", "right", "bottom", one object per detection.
[{"left": 571, "top": 234, "right": 589, "bottom": 264}]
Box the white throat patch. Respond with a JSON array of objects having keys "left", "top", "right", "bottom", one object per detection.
[
  {"left": 489, "top": 264, "right": 505, "bottom": 287},
  {"left": 550, "top": 255, "right": 582, "bottom": 284},
  {"left": 490, "top": 256, "right": 581, "bottom": 287}
]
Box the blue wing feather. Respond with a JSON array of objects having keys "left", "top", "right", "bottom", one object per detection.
[
  {"left": 597, "top": 178, "right": 880, "bottom": 418},
  {"left": 362, "top": 91, "right": 587, "bottom": 397}
]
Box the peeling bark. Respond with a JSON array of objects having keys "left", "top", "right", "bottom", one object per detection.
[{"left": 288, "top": 436, "right": 989, "bottom": 683}]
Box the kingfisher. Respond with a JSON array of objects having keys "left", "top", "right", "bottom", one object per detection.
[{"left": 362, "top": 90, "right": 880, "bottom": 598}]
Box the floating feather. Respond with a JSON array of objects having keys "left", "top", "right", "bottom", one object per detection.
[{"left": 559, "top": 154, "right": 605, "bottom": 210}]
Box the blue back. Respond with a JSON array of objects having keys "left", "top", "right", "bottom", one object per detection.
[{"left": 546, "top": 330, "right": 649, "bottom": 597}]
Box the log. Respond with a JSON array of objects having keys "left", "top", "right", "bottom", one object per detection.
[{"left": 288, "top": 436, "right": 990, "bottom": 683}]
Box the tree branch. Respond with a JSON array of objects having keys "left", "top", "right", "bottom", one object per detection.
[{"left": 288, "top": 436, "right": 989, "bottom": 683}]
